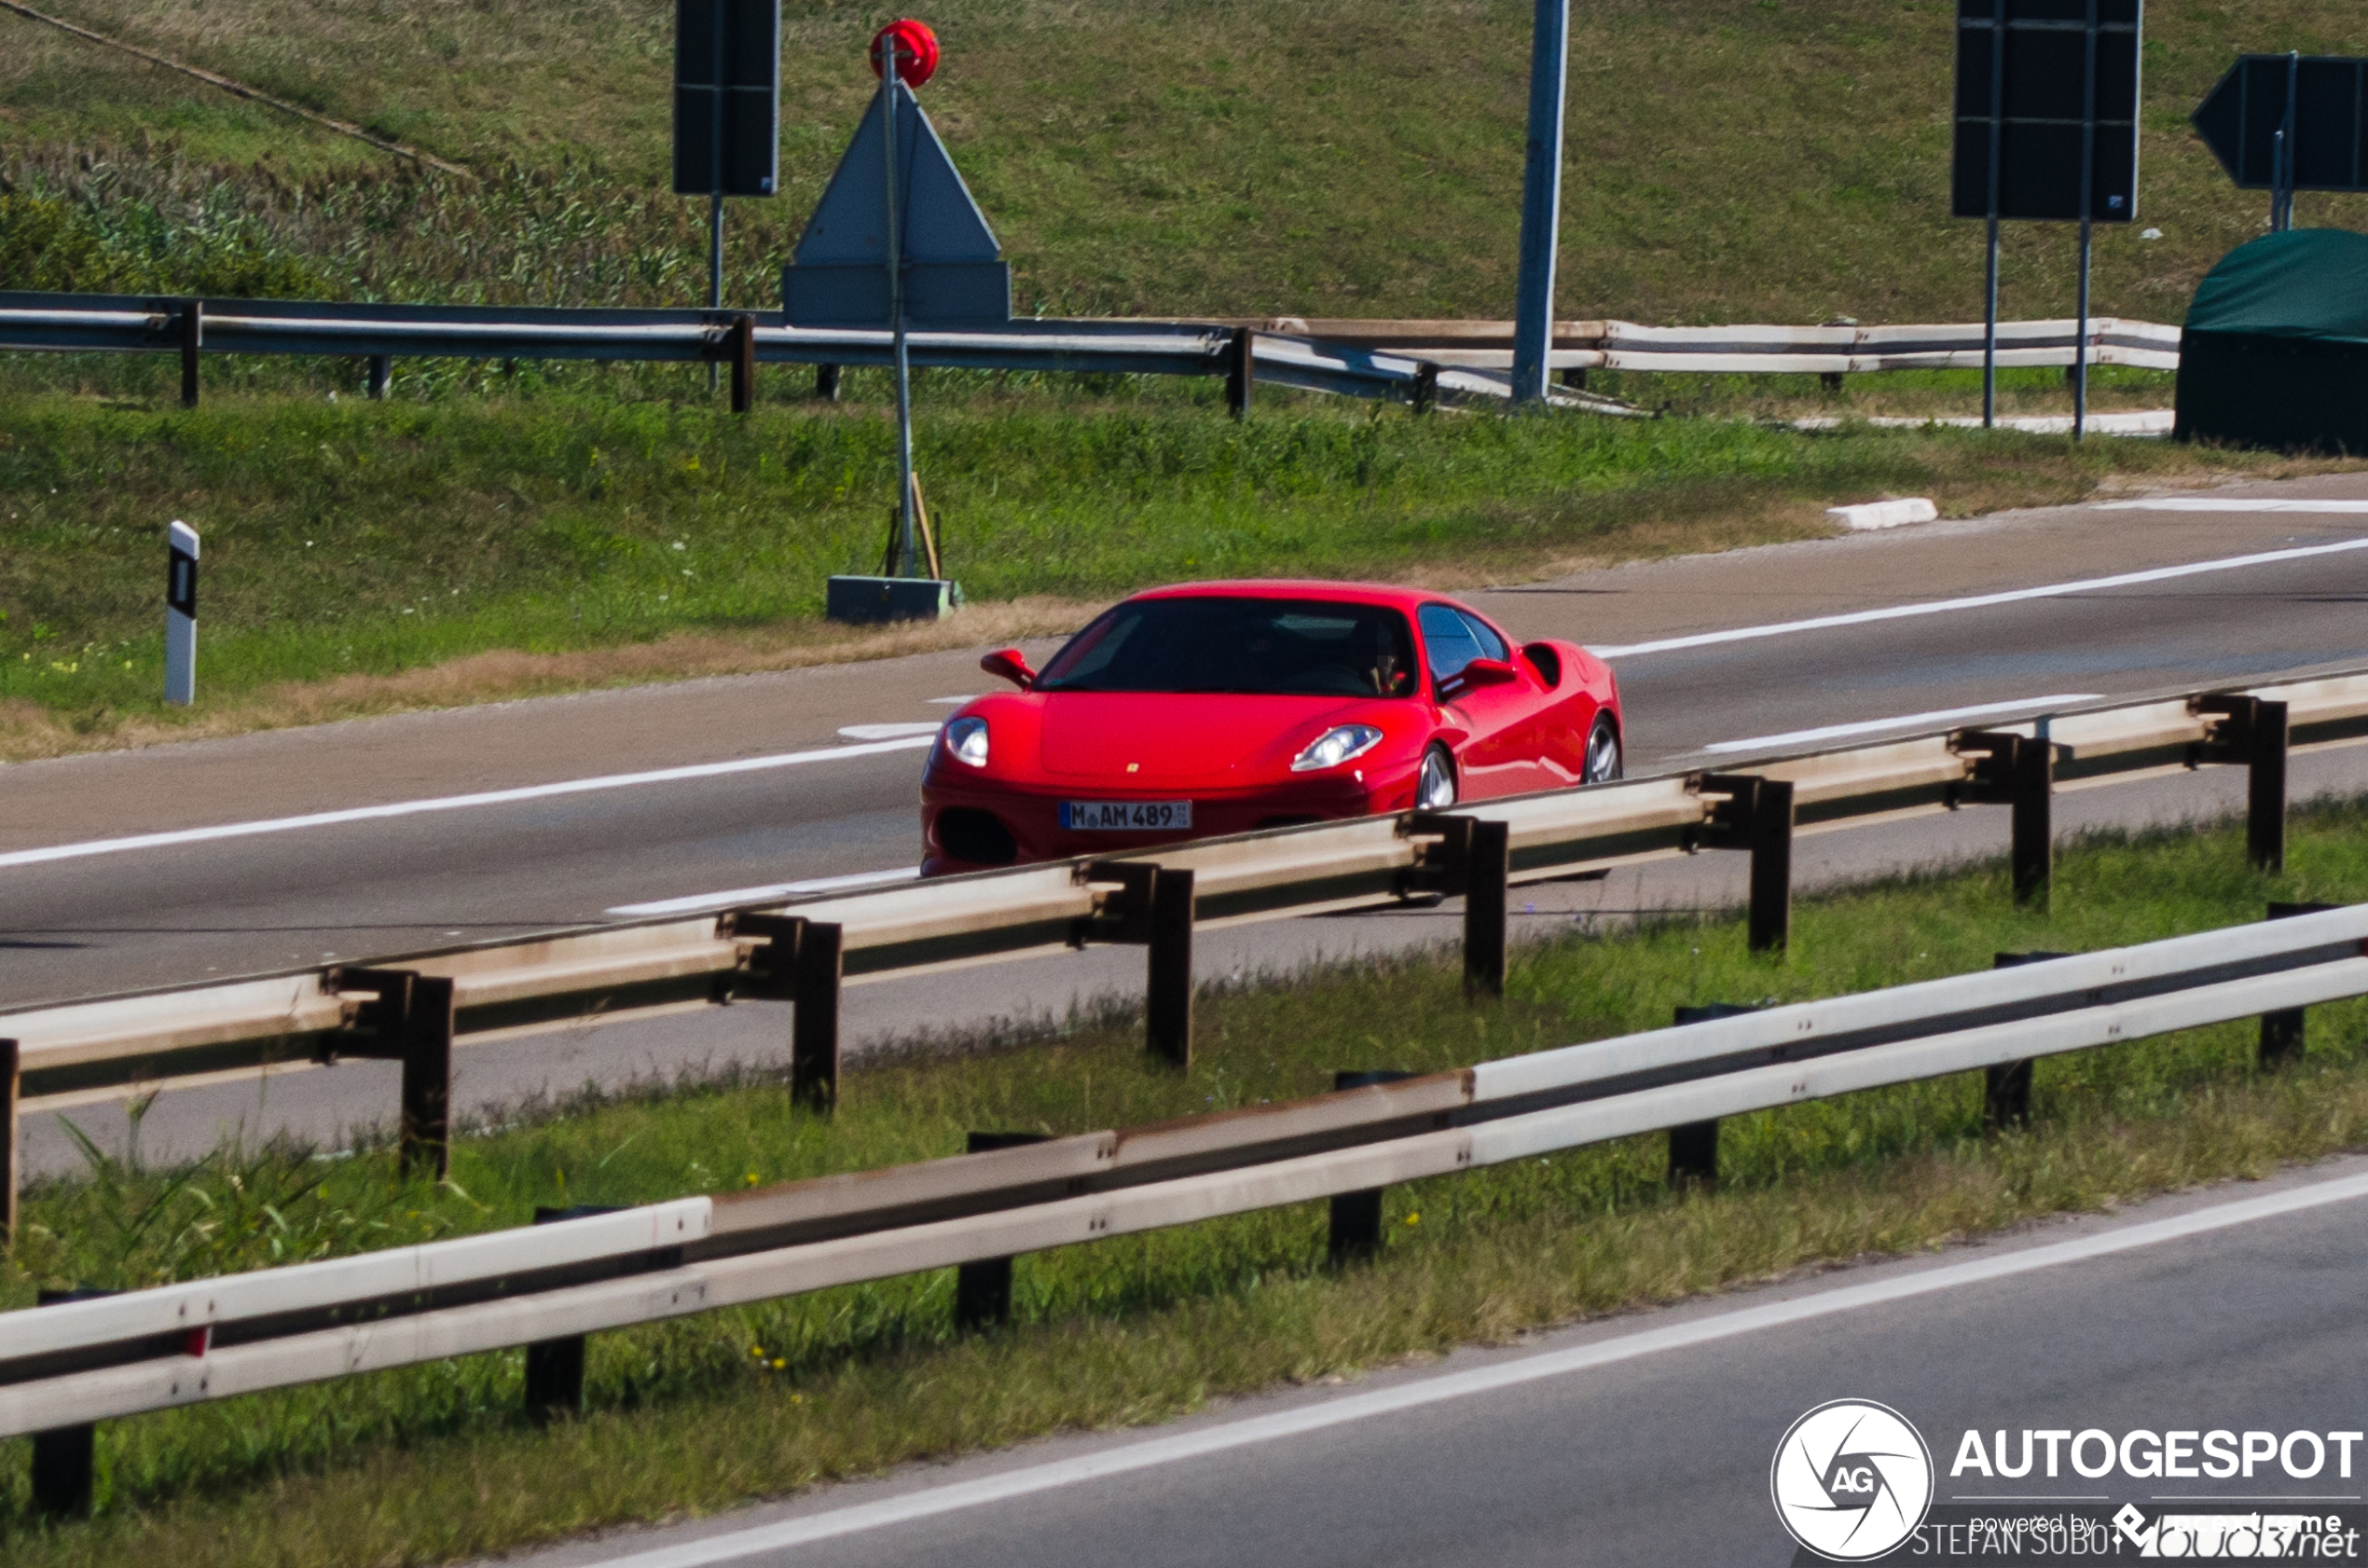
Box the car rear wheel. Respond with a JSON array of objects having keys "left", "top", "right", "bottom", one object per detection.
[
  {"left": 1417, "top": 745, "right": 1458, "bottom": 809},
  {"left": 1582, "top": 714, "right": 1623, "bottom": 784}
]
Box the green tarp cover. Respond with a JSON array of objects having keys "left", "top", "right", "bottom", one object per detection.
[{"left": 2177, "top": 229, "right": 2368, "bottom": 453}]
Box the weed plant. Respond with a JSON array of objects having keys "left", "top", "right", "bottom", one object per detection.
[{"left": 7, "top": 803, "right": 2368, "bottom": 1563}]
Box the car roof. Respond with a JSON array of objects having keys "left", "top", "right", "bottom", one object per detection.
[{"left": 1124, "top": 580, "right": 1453, "bottom": 613}]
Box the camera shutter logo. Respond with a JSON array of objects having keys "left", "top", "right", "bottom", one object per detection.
[{"left": 1770, "top": 1399, "right": 1934, "bottom": 1561}]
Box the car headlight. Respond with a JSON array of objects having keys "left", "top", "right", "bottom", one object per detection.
[
  {"left": 943, "top": 716, "right": 989, "bottom": 767},
  {"left": 1290, "top": 723, "right": 1384, "bottom": 773}
]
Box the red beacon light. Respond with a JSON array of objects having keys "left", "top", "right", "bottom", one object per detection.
[{"left": 870, "top": 20, "right": 939, "bottom": 88}]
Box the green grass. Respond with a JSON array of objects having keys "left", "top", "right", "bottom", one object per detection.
[
  {"left": 0, "top": 371, "right": 2334, "bottom": 756},
  {"left": 8, "top": 800, "right": 2368, "bottom": 1564},
  {"left": 10, "top": 1, "right": 2368, "bottom": 324}
]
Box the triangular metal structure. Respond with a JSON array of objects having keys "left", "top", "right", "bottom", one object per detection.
[{"left": 782, "top": 79, "right": 1012, "bottom": 327}]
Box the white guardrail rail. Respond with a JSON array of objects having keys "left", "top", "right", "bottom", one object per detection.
[
  {"left": 4, "top": 899, "right": 2365, "bottom": 1482},
  {"left": 5, "top": 665, "right": 2367, "bottom": 1211},
  {"left": 0, "top": 294, "right": 2182, "bottom": 416}
]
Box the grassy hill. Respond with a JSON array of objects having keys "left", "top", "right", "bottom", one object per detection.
[{"left": 7, "top": 0, "right": 2368, "bottom": 322}]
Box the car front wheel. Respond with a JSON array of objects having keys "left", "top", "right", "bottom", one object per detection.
[
  {"left": 1417, "top": 745, "right": 1458, "bottom": 809},
  {"left": 1582, "top": 713, "right": 1623, "bottom": 784}
]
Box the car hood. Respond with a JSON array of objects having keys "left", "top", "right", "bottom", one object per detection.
[{"left": 1037, "top": 693, "right": 1402, "bottom": 783}]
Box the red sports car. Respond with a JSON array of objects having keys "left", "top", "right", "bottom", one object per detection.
[{"left": 918, "top": 581, "right": 1623, "bottom": 875}]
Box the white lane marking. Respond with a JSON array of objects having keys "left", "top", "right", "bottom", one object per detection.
[
  {"left": 1700, "top": 694, "right": 2101, "bottom": 754},
  {"left": 0, "top": 738, "right": 939, "bottom": 872},
  {"left": 604, "top": 866, "right": 922, "bottom": 917},
  {"left": 1590, "top": 536, "right": 2368, "bottom": 659},
  {"left": 583, "top": 1169, "right": 2368, "bottom": 1568},
  {"left": 2098, "top": 498, "right": 2368, "bottom": 513},
  {"left": 837, "top": 722, "right": 944, "bottom": 740}
]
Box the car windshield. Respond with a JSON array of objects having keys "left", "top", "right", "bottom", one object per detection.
[{"left": 1035, "top": 598, "right": 1420, "bottom": 697}]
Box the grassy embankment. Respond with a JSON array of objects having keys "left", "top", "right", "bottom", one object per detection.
[
  {"left": 7, "top": 378, "right": 2336, "bottom": 761},
  {"left": 5, "top": 2, "right": 2368, "bottom": 751},
  {"left": 8, "top": 802, "right": 2368, "bottom": 1563}
]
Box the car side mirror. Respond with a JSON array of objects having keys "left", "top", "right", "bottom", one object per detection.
[
  {"left": 1454, "top": 656, "right": 1519, "bottom": 690},
  {"left": 980, "top": 648, "right": 1038, "bottom": 690}
]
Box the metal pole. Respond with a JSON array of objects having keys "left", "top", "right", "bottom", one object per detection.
[
  {"left": 2073, "top": 0, "right": 2096, "bottom": 443},
  {"left": 2278, "top": 50, "right": 2300, "bottom": 231},
  {"left": 708, "top": 194, "right": 724, "bottom": 392},
  {"left": 883, "top": 62, "right": 918, "bottom": 579},
  {"left": 1509, "top": 0, "right": 1570, "bottom": 406},
  {"left": 1982, "top": 0, "right": 2003, "bottom": 430}
]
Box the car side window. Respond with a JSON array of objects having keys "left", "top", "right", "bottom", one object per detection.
[
  {"left": 1419, "top": 603, "right": 1484, "bottom": 683},
  {"left": 1458, "top": 611, "right": 1508, "bottom": 663}
]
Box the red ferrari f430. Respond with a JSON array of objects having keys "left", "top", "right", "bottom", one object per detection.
[{"left": 919, "top": 581, "right": 1622, "bottom": 876}]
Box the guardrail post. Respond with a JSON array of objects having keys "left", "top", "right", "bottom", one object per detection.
[
  {"left": 793, "top": 922, "right": 844, "bottom": 1111},
  {"left": 1081, "top": 862, "right": 1196, "bottom": 1066},
  {"left": 1408, "top": 815, "right": 1512, "bottom": 996},
  {"left": 1699, "top": 776, "right": 1793, "bottom": 953},
  {"left": 1960, "top": 733, "right": 2053, "bottom": 908},
  {"left": 729, "top": 314, "right": 757, "bottom": 414},
  {"left": 366, "top": 354, "right": 391, "bottom": 401},
  {"left": 523, "top": 1204, "right": 617, "bottom": 1421},
  {"left": 335, "top": 969, "right": 455, "bottom": 1177},
  {"left": 1984, "top": 953, "right": 2066, "bottom": 1129},
  {"left": 1, "top": 1038, "right": 17, "bottom": 1251},
  {"left": 1226, "top": 327, "right": 1254, "bottom": 420},
  {"left": 1411, "top": 360, "right": 1439, "bottom": 415},
  {"left": 1328, "top": 1071, "right": 1412, "bottom": 1262},
  {"left": 1666, "top": 1005, "right": 1755, "bottom": 1187},
  {"left": 955, "top": 1133, "right": 1053, "bottom": 1328},
  {"left": 179, "top": 299, "right": 202, "bottom": 408},
  {"left": 1148, "top": 868, "right": 1196, "bottom": 1067},
  {"left": 2260, "top": 901, "right": 2339, "bottom": 1066},
  {"left": 2199, "top": 695, "right": 2290, "bottom": 873},
  {"left": 31, "top": 1286, "right": 116, "bottom": 1515},
  {"left": 816, "top": 364, "right": 842, "bottom": 401}
]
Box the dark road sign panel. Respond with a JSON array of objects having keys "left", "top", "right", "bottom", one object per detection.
[
  {"left": 673, "top": 0, "right": 780, "bottom": 198},
  {"left": 1952, "top": 0, "right": 2143, "bottom": 223},
  {"left": 2193, "top": 55, "right": 2368, "bottom": 192}
]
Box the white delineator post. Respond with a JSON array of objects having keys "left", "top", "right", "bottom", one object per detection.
[{"left": 165, "top": 520, "right": 198, "bottom": 707}]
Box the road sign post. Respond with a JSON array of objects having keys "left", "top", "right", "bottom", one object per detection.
[
  {"left": 164, "top": 520, "right": 198, "bottom": 708},
  {"left": 673, "top": 0, "right": 780, "bottom": 392},
  {"left": 1952, "top": 0, "right": 2141, "bottom": 437},
  {"left": 2192, "top": 52, "right": 2368, "bottom": 231},
  {"left": 1509, "top": 0, "right": 1570, "bottom": 406}
]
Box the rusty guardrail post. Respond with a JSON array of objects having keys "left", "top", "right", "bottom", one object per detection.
[
  {"left": 366, "top": 354, "right": 391, "bottom": 400},
  {"left": 179, "top": 299, "right": 202, "bottom": 408},
  {"left": 1697, "top": 776, "right": 1795, "bottom": 953},
  {"left": 2198, "top": 695, "right": 2290, "bottom": 873},
  {"left": 334, "top": 968, "right": 456, "bottom": 1177},
  {"left": 1409, "top": 815, "right": 1512, "bottom": 997},
  {"left": 523, "top": 1204, "right": 612, "bottom": 1421},
  {"left": 1411, "top": 360, "right": 1439, "bottom": 414},
  {"left": 1959, "top": 731, "right": 2054, "bottom": 908},
  {"left": 729, "top": 314, "right": 758, "bottom": 414},
  {"left": 1327, "top": 1070, "right": 1413, "bottom": 1263},
  {"left": 954, "top": 1132, "right": 1053, "bottom": 1328},
  {"left": 815, "top": 363, "right": 842, "bottom": 401},
  {"left": 1080, "top": 862, "right": 1196, "bottom": 1066}
]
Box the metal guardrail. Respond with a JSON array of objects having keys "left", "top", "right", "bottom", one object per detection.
[
  {"left": 5, "top": 664, "right": 2365, "bottom": 1233},
  {"left": 0, "top": 294, "right": 2179, "bottom": 411},
  {"left": 5, "top": 898, "right": 2363, "bottom": 1500}
]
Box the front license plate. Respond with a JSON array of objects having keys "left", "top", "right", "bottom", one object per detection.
[{"left": 1061, "top": 800, "right": 1192, "bottom": 832}]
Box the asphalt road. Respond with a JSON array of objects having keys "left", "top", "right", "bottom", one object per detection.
[
  {"left": 505, "top": 1158, "right": 2368, "bottom": 1568},
  {"left": 7, "top": 482, "right": 2368, "bottom": 1007}
]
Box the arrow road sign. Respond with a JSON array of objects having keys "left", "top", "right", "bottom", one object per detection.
[{"left": 2194, "top": 55, "right": 2368, "bottom": 193}]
